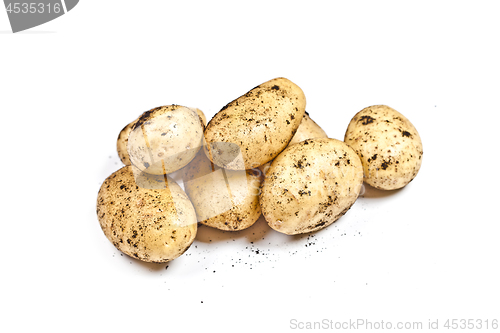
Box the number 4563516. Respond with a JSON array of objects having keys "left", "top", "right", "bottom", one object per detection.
[{"left": 6, "top": 3, "right": 62, "bottom": 14}]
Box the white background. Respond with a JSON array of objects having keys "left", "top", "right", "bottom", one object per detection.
[{"left": 1, "top": 1, "right": 499, "bottom": 332}]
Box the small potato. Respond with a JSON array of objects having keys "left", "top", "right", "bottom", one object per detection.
[
  {"left": 344, "top": 105, "right": 423, "bottom": 190},
  {"left": 260, "top": 138, "right": 363, "bottom": 235},
  {"left": 182, "top": 150, "right": 261, "bottom": 231},
  {"left": 96, "top": 166, "right": 197, "bottom": 263},
  {"left": 127, "top": 105, "right": 204, "bottom": 175},
  {"left": 117, "top": 108, "right": 206, "bottom": 166},
  {"left": 258, "top": 111, "right": 327, "bottom": 176},
  {"left": 204, "top": 77, "right": 306, "bottom": 170}
]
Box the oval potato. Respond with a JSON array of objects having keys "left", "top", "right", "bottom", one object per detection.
[
  {"left": 127, "top": 105, "right": 204, "bottom": 175},
  {"left": 117, "top": 108, "right": 206, "bottom": 166},
  {"left": 344, "top": 105, "right": 423, "bottom": 190},
  {"left": 96, "top": 165, "right": 197, "bottom": 263},
  {"left": 204, "top": 77, "right": 306, "bottom": 170},
  {"left": 182, "top": 150, "right": 261, "bottom": 231},
  {"left": 260, "top": 138, "right": 363, "bottom": 235}
]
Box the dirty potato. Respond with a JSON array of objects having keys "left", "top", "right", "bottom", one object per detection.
[
  {"left": 204, "top": 77, "right": 306, "bottom": 170},
  {"left": 260, "top": 138, "right": 363, "bottom": 235},
  {"left": 117, "top": 108, "right": 206, "bottom": 166},
  {"left": 127, "top": 105, "right": 204, "bottom": 175},
  {"left": 344, "top": 105, "right": 423, "bottom": 190},
  {"left": 96, "top": 165, "right": 197, "bottom": 263},
  {"left": 182, "top": 150, "right": 261, "bottom": 231}
]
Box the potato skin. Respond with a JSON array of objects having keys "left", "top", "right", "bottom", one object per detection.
[
  {"left": 182, "top": 151, "right": 261, "bottom": 231},
  {"left": 204, "top": 77, "right": 306, "bottom": 170},
  {"left": 344, "top": 105, "right": 423, "bottom": 190},
  {"left": 193, "top": 108, "right": 207, "bottom": 127},
  {"left": 289, "top": 111, "right": 328, "bottom": 145},
  {"left": 258, "top": 111, "right": 327, "bottom": 176},
  {"left": 96, "top": 166, "right": 197, "bottom": 263},
  {"left": 127, "top": 105, "right": 205, "bottom": 175},
  {"left": 117, "top": 108, "right": 206, "bottom": 167},
  {"left": 117, "top": 119, "right": 138, "bottom": 165},
  {"left": 260, "top": 138, "right": 363, "bottom": 235}
]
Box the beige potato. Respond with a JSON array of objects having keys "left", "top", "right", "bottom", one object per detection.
[
  {"left": 117, "top": 108, "right": 206, "bottom": 166},
  {"left": 204, "top": 77, "right": 306, "bottom": 170},
  {"left": 127, "top": 105, "right": 204, "bottom": 175},
  {"left": 344, "top": 105, "right": 423, "bottom": 190},
  {"left": 258, "top": 111, "right": 327, "bottom": 176},
  {"left": 182, "top": 150, "right": 261, "bottom": 231},
  {"left": 96, "top": 165, "right": 197, "bottom": 263},
  {"left": 260, "top": 138, "right": 363, "bottom": 235}
]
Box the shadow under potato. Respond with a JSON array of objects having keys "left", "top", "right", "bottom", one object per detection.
[
  {"left": 117, "top": 252, "right": 170, "bottom": 271},
  {"left": 360, "top": 182, "right": 405, "bottom": 199}
]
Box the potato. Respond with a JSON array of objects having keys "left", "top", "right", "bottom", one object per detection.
[
  {"left": 204, "top": 77, "right": 306, "bottom": 170},
  {"left": 96, "top": 166, "right": 197, "bottom": 263},
  {"left": 258, "top": 111, "right": 327, "bottom": 176},
  {"left": 127, "top": 105, "right": 204, "bottom": 175},
  {"left": 117, "top": 108, "right": 206, "bottom": 166},
  {"left": 260, "top": 138, "right": 363, "bottom": 235},
  {"left": 344, "top": 105, "right": 423, "bottom": 190},
  {"left": 182, "top": 150, "right": 261, "bottom": 231}
]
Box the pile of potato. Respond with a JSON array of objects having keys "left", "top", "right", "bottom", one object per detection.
[{"left": 96, "top": 77, "right": 423, "bottom": 263}]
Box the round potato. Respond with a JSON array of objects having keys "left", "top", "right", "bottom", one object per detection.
[
  {"left": 96, "top": 165, "right": 197, "bottom": 263},
  {"left": 127, "top": 105, "right": 204, "bottom": 175},
  {"left": 260, "top": 138, "right": 363, "bottom": 235},
  {"left": 204, "top": 77, "right": 306, "bottom": 170},
  {"left": 182, "top": 150, "right": 261, "bottom": 231},
  {"left": 117, "top": 108, "right": 206, "bottom": 166},
  {"left": 258, "top": 111, "right": 328, "bottom": 176},
  {"left": 344, "top": 105, "right": 423, "bottom": 190}
]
